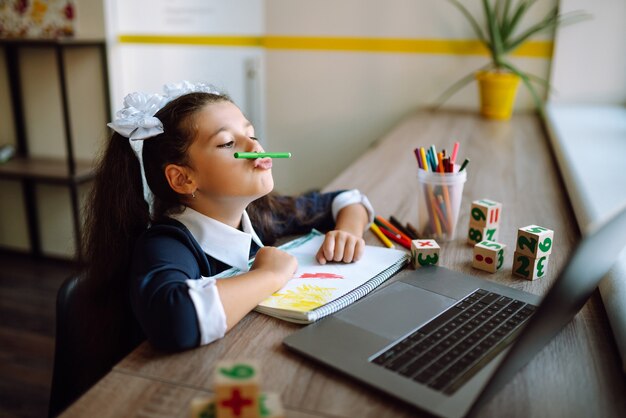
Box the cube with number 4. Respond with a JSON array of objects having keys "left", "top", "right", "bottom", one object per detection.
[
  {"left": 516, "top": 225, "right": 554, "bottom": 258},
  {"left": 512, "top": 251, "right": 549, "bottom": 280},
  {"left": 411, "top": 239, "right": 440, "bottom": 268},
  {"left": 472, "top": 240, "right": 506, "bottom": 273}
]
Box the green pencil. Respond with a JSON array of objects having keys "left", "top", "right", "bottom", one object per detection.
[{"left": 234, "top": 152, "right": 292, "bottom": 159}]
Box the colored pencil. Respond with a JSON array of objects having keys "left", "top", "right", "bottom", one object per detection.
[
  {"left": 406, "top": 223, "right": 419, "bottom": 239},
  {"left": 234, "top": 152, "right": 292, "bottom": 159},
  {"left": 378, "top": 226, "right": 412, "bottom": 250},
  {"left": 389, "top": 216, "right": 416, "bottom": 240},
  {"left": 370, "top": 223, "right": 395, "bottom": 248},
  {"left": 375, "top": 216, "right": 412, "bottom": 243}
]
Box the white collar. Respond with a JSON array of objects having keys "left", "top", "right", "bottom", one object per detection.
[{"left": 169, "top": 207, "right": 264, "bottom": 271}]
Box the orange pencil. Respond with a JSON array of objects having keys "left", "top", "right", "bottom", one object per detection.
[
  {"left": 378, "top": 226, "right": 412, "bottom": 250},
  {"left": 375, "top": 216, "right": 412, "bottom": 243}
]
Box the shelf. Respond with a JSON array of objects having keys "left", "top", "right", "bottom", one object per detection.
[
  {"left": 0, "top": 156, "right": 95, "bottom": 184},
  {"left": 0, "top": 37, "right": 105, "bottom": 47}
]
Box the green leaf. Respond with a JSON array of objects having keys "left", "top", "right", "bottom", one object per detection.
[
  {"left": 499, "top": 0, "right": 514, "bottom": 40},
  {"left": 504, "top": 6, "right": 559, "bottom": 53},
  {"left": 483, "top": 0, "right": 504, "bottom": 66},
  {"left": 506, "top": 0, "right": 530, "bottom": 39},
  {"left": 432, "top": 63, "right": 494, "bottom": 109},
  {"left": 446, "top": 0, "right": 489, "bottom": 45},
  {"left": 499, "top": 59, "right": 544, "bottom": 115}
]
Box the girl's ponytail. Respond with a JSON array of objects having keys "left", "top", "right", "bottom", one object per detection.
[{"left": 82, "top": 132, "right": 150, "bottom": 296}]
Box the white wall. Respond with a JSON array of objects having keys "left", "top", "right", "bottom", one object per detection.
[
  {"left": 550, "top": 0, "right": 626, "bottom": 104},
  {"left": 105, "top": 0, "right": 265, "bottom": 138},
  {"left": 265, "top": 0, "right": 556, "bottom": 193}
]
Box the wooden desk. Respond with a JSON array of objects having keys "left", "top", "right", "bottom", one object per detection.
[{"left": 61, "top": 111, "right": 626, "bottom": 417}]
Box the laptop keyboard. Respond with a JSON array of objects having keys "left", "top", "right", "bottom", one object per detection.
[{"left": 371, "top": 288, "right": 536, "bottom": 395}]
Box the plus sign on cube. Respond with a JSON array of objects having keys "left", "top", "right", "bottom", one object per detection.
[
  {"left": 472, "top": 240, "right": 506, "bottom": 273},
  {"left": 512, "top": 251, "right": 550, "bottom": 280},
  {"left": 516, "top": 225, "right": 554, "bottom": 258},
  {"left": 215, "top": 360, "right": 260, "bottom": 418},
  {"left": 411, "top": 239, "right": 440, "bottom": 268},
  {"left": 191, "top": 392, "right": 284, "bottom": 418}
]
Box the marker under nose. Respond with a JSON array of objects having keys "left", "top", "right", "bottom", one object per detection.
[{"left": 234, "top": 152, "right": 292, "bottom": 159}]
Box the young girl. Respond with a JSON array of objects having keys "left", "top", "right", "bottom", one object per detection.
[{"left": 83, "top": 81, "right": 374, "bottom": 352}]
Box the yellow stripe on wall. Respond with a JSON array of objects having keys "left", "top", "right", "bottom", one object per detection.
[{"left": 118, "top": 35, "right": 553, "bottom": 58}]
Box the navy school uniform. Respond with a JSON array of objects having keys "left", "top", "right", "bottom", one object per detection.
[{"left": 129, "top": 189, "right": 374, "bottom": 351}]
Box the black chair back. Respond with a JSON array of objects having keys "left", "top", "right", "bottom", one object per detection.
[{"left": 48, "top": 275, "right": 141, "bottom": 417}]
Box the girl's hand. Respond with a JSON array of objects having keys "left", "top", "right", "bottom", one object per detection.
[
  {"left": 250, "top": 246, "right": 298, "bottom": 288},
  {"left": 316, "top": 230, "right": 365, "bottom": 265}
]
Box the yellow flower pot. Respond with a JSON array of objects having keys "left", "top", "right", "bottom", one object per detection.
[{"left": 476, "top": 71, "right": 521, "bottom": 120}]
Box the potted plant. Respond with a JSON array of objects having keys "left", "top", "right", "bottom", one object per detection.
[{"left": 437, "top": 0, "right": 589, "bottom": 119}]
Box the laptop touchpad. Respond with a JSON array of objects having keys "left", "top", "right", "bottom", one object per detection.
[{"left": 335, "top": 281, "right": 457, "bottom": 341}]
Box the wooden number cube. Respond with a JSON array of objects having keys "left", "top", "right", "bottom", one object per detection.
[
  {"left": 512, "top": 251, "right": 549, "bottom": 280},
  {"left": 411, "top": 239, "right": 440, "bottom": 268},
  {"left": 516, "top": 225, "right": 554, "bottom": 258},
  {"left": 469, "top": 199, "right": 502, "bottom": 227},
  {"left": 258, "top": 393, "right": 284, "bottom": 418},
  {"left": 191, "top": 397, "right": 216, "bottom": 418},
  {"left": 215, "top": 360, "right": 260, "bottom": 418},
  {"left": 472, "top": 240, "right": 506, "bottom": 273},
  {"left": 467, "top": 223, "right": 499, "bottom": 245}
]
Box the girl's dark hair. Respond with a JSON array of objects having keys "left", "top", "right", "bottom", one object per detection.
[{"left": 82, "top": 92, "right": 306, "bottom": 294}]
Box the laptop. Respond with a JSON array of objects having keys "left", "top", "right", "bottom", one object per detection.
[{"left": 284, "top": 203, "right": 626, "bottom": 418}]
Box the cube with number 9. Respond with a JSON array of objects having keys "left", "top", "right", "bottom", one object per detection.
[
  {"left": 469, "top": 199, "right": 502, "bottom": 227},
  {"left": 214, "top": 360, "right": 261, "bottom": 418},
  {"left": 516, "top": 225, "right": 554, "bottom": 258}
]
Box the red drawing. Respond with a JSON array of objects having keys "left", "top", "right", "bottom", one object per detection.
[
  {"left": 419, "top": 241, "right": 433, "bottom": 247},
  {"left": 298, "top": 272, "right": 344, "bottom": 279}
]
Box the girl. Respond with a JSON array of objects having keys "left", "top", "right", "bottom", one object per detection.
[{"left": 83, "top": 81, "right": 374, "bottom": 352}]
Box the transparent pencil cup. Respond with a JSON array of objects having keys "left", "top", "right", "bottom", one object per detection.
[{"left": 417, "top": 169, "right": 467, "bottom": 241}]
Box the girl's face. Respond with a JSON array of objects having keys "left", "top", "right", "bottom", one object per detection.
[{"left": 186, "top": 101, "right": 274, "bottom": 202}]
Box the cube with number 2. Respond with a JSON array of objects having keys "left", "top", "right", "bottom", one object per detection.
[
  {"left": 512, "top": 251, "right": 549, "bottom": 280},
  {"left": 516, "top": 225, "right": 554, "bottom": 258}
]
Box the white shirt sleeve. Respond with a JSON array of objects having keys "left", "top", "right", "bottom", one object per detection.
[
  {"left": 185, "top": 276, "right": 228, "bottom": 345},
  {"left": 331, "top": 189, "right": 375, "bottom": 226}
]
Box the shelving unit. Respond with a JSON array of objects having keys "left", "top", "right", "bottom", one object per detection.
[{"left": 0, "top": 38, "right": 110, "bottom": 259}]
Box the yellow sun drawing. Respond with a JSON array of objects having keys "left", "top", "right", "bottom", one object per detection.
[{"left": 271, "top": 284, "right": 336, "bottom": 312}]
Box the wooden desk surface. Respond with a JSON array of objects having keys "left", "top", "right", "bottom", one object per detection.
[{"left": 62, "top": 111, "right": 626, "bottom": 417}]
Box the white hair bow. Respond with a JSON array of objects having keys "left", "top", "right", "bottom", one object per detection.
[{"left": 107, "top": 81, "right": 221, "bottom": 216}]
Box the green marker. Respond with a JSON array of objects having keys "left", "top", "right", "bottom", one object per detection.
[{"left": 234, "top": 152, "right": 292, "bottom": 159}]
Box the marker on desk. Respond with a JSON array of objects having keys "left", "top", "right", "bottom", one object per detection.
[
  {"left": 375, "top": 216, "right": 412, "bottom": 243},
  {"left": 451, "top": 141, "right": 460, "bottom": 164},
  {"left": 370, "top": 223, "right": 395, "bottom": 248},
  {"left": 378, "top": 226, "right": 412, "bottom": 250},
  {"left": 234, "top": 152, "right": 292, "bottom": 159}
]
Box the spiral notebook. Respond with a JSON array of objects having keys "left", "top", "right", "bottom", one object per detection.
[{"left": 214, "top": 230, "right": 409, "bottom": 324}]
